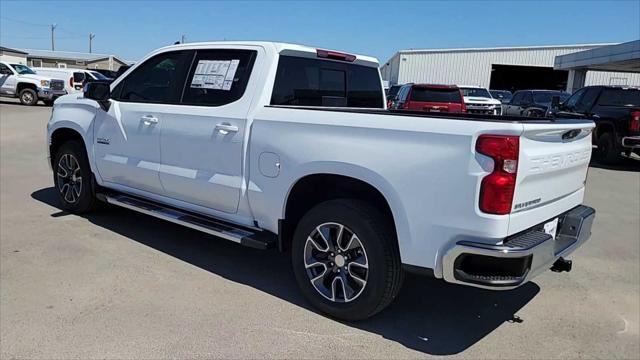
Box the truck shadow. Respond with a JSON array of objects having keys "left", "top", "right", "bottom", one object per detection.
[
  {"left": 32, "top": 187, "right": 539, "bottom": 355},
  {"left": 589, "top": 156, "right": 640, "bottom": 172}
]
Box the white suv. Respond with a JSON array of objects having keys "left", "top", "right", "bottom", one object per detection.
[
  {"left": 0, "top": 61, "right": 67, "bottom": 105},
  {"left": 460, "top": 85, "right": 503, "bottom": 115}
]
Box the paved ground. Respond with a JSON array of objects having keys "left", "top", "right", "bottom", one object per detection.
[{"left": 1, "top": 98, "right": 639, "bottom": 359}]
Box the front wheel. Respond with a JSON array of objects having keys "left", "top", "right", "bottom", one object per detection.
[
  {"left": 53, "top": 141, "right": 97, "bottom": 213},
  {"left": 19, "top": 88, "right": 38, "bottom": 106},
  {"left": 291, "top": 199, "right": 403, "bottom": 320}
]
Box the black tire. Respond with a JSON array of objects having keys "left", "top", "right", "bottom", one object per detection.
[
  {"left": 43, "top": 99, "right": 54, "bottom": 106},
  {"left": 18, "top": 88, "right": 38, "bottom": 106},
  {"left": 291, "top": 199, "right": 403, "bottom": 321},
  {"left": 52, "top": 141, "right": 97, "bottom": 213},
  {"left": 594, "top": 132, "right": 620, "bottom": 164}
]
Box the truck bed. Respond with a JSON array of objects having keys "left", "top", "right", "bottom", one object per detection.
[{"left": 267, "top": 105, "right": 588, "bottom": 124}]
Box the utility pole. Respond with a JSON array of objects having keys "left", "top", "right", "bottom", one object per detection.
[
  {"left": 50, "top": 23, "right": 57, "bottom": 51},
  {"left": 181, "top": 34, "right": 186, "bottom": 44},
  {"left": 89, "top": 33, "right": 95, "bottom": 53}
]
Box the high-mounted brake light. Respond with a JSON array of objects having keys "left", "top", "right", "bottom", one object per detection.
[
  {"left": 316, "top": 49, "right": 356, "bottom": 62},
  {"left": 630, "top": 111, "right": 640, "bottom": 132},
  {"left": 476, "top": 135, "right": 520, "bottom": 215}
]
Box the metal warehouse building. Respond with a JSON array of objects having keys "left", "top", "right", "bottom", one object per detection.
[{"left": 380, "top": 43, "right": 640, "bottom": 92}]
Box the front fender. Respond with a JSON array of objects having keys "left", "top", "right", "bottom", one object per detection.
[{"left": 47, "top": 98, "right": 98, "bottom": 172}]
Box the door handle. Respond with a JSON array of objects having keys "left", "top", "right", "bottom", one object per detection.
[
  {"left": 141, "top": 115, "right": 158, "bottom": 125},
  {"left": 215, "top": 123, "right": 238, "bottom": 135}
]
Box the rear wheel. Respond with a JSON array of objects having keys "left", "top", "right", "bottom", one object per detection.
[
  {"left": 594, "top": 132, "right": 620, "bottom": 164},
  {"left": 291, "top": 199, "right": 403, "bottom": 320},
  {"left": 43, "top": 99, "right": 54, "bottom": 106},
  {"left": 53, "top": 141, "right": 97, "bottom": 213},
  {"left": 19, "top": 88, "right": 38, "bottom": 106}
]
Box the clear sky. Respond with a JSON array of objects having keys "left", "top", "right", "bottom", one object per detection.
[{"left": 1, "top": 0, "right": 639, "bottom": 63}]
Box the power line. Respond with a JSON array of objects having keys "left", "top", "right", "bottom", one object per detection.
[{"left": 0, "top": 16, "right": 50, "bottom": 27}]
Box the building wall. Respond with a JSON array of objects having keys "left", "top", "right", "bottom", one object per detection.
[
  {"left": 381, "top": 45, "right": 603, "bottom": 87},
  {"left": 86, "top": 58, "right": 126, "bottom": 71},
  {"left": 585, "top": 70, "right": 640, "bottom": 87},
  {"left": 27, "top": 57, "right": 126, "bottom": 71},
  {"left": 380, "top": 45, "right": 640, "bottom": 91},
  {"left": 0, "top": 51, "right": 27, "bottom": 64}
]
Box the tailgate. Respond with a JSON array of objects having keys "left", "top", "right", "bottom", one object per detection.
[{"left": 509, "top": 120, "right": 595, "bottom": 232}]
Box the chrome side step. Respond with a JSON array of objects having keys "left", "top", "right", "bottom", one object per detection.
[{"left": 101, "top": 193, "right": 276, "bottom": 250}]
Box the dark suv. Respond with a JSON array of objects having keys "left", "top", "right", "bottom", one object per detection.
[
  {"left": 503, "top": 90, "right": 570, "bottom": 117},
  {"left": 551, "top": 86, "right": 640, "bottom": 163}
]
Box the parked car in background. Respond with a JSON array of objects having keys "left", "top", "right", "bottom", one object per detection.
[
  {"left": 93, "top": 69, "right": 118, "bottom": 79},
  {"left": 0, "top": 61, "right": 66, "bottom": 105},
  {"left": 503, "top": 90, "right": 570, "bottom": 117},
  {"left": 386, "top": 84, "right": 402, "bottom": 108},
  {"left": 391, "top": 83, "right": 466, "bottom": 113},
  {"left": 489, "top": 90, "right": 512, "bottom": 104},
  {"left": 550, "top": 85, "right": 640, "bottom": 163},
  {"left": 47, "top": 41, "right": 596, "bottom": 321},
  {"left": 34, "top": 68, "right": 113, "bottom": 95},
  {"left": 459, "top": 86, "right": 502, "bottom": 115}
]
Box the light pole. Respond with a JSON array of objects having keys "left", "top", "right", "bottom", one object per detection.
[
  {"left": 89, "top": 33, "right": 95, "bottom": 53},
  {"left": 50, "top": 23, "right": 57, "bottom": 51}
]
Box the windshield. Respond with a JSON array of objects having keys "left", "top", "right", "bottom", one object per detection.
[
  {"left": 533, "top": 91, "right": 570, "bottom": 103},
  {"left": 89, "top": 71, "right": 110, "bottom": 80},
  {"left": 490, "top": 90, "right": 512, "bottom": 101},
  {"left": 10, "top": 64, "right": 36, "bottom": 75},
  {"left": 461, "top": 87, "right": 491, "bottom": 98}
]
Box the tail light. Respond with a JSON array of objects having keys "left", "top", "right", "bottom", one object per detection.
[
  {"left": 630, "top": 111, "right": 640, "bottom": 132},
  {"left": 476, "top": 135, "right": 520, "bottom": 215},
  {"left": 316, "top": 49, "right": 356, "bottom": 62},
  {"left": 69, "top": 77, "right": 73, "bottom": 88}
]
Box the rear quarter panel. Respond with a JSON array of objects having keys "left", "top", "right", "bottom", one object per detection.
[{"left": 248, "top": 107, "right": 524, "bottom": 274}]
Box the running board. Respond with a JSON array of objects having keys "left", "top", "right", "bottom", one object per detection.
[{"left": 100, "top": 193, "right": 276, "bottom": 250}]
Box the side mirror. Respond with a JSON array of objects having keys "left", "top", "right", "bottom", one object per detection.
[
  {"left": 84, "top": 81, "right": 111, "bottom": 111},
  {"left": 551, "top": 95, "right": 561, "bottom": 110},
  {"left": 84, "top": 81, "right": 110, "bottom": 101}
]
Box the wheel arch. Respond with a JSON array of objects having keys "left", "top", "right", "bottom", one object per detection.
[
  {"left": 16, "top": 82, "right": 37, "bottom": 93},
  {"left": 279, "top": 169, "right": 409, "bottom": 256}
]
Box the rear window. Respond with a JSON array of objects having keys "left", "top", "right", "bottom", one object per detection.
[
  {"left": 73, "top": 72, "right": 85, "bottom": 83},
  {"left": 533, "top": 91, "right": 570, "bottom": 103},
  {"left": 270, "top": 55, "right": 383, "bottom": 108},
  {"left": 598, "top": 88, "right": 640, "bottom": 107},
  {"left": 410, "top": 88, "right": 462, "bottom": 103}
]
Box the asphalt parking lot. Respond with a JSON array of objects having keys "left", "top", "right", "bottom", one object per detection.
[{"left": 1, "top": 99, "right": 639, "bottom": 359}]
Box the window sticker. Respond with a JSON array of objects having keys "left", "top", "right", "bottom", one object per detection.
[{"left": 190, "top": 59, "right": 240, "bottom": 90}]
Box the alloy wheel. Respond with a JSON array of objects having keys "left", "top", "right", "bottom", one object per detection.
[
  {"left": 56, "top": 154, "right": 83, "bottom": 204},
  {"left": 304, "top": 222, "right": 369, "bottom": 303}
]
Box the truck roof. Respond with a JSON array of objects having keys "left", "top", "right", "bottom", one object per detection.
[{"left": 151, "top": 41, "right": 380, "bottom": 67}]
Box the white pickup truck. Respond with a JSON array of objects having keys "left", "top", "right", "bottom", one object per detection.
[
  {"left": 46, "top": 42, "right": 596, "bottom": 320},
  {"left": 0, "top": 61, "right": 67, "bottom": 105}
]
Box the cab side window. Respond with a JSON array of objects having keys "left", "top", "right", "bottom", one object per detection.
[
  {"left": 562, "top": 88, "right": 586, "bottom": 111},
  {"left": 511, "top": 92, "right": 524, "bottom": 105},
  {"left": 575, "top": 88, "right": 600, "bottom": 113},
  {"left": 521, "top": 91, "right": 533, "bottom": 105},
  {"left": 0, "top": 63, "right": 13, "bottom": 75},
  {"left": 181, "top": 49, "right": 257, "bottom": 106},
  {"left": 114, "top": 50, "right": 193, "bottom": 104}
]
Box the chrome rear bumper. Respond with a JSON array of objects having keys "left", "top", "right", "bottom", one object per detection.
[{"left": 442, "top": 205, "right": 595, "bottom": 290}]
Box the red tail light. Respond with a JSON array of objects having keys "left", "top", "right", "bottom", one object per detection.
[
  {"left": 476, "top": 135, "right": 519, "bottom": 215},
  {"left": 69, "top": 77, "right": 73, "bottom": 88},
  {"left": 316, "top": 49, "right": 356, "bottom": 62},
  {"left": 630, "top": 111, "right": 640, "bottom": 132}
]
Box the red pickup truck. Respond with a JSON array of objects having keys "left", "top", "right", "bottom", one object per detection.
[{"left": 390, "top": 84, "right": 466, "bottom": 113}]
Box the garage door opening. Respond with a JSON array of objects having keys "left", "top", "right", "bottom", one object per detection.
[{"left": 489, "top": 64, "right": 568, "bottom": 92}]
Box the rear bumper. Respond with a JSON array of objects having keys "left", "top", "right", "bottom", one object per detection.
[
  {"left": 621, "top": 136, "right": 640, "bottom": 149},
  {"left": 441, "top": 205, "right": 595, "bottom": 290}
]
